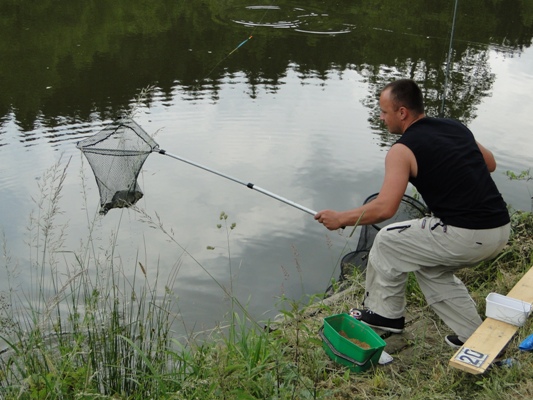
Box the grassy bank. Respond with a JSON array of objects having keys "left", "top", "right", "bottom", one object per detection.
[{"left": 0, "top": 160, "right": 532, "bottom": 399}]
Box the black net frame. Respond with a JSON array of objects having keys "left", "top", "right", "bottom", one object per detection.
[
  {"left": 77, "top": 119, "right": 159, "bottom": 215},
  {"left": 369, "top": 193, "right": 428, "bottom": 230},
  {"left": 339, "top": 193, "right": 428, "bottom": 279}
]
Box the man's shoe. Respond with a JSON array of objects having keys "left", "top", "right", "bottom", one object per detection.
[
  {"left": 349, "top": 308, "right": 404, "bottom": 333},
  {"left": 445, "top": 335, "right": 464, "bottom": 349}
]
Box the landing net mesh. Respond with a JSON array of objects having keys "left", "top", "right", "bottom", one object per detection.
[{"left": 76, "top": 119, "right": 159, "bottom": 215}]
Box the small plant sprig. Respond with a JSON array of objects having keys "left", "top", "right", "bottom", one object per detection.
[
  {"left": 207, "top": 211, "right": 237, "bottom": 250},
  {"left": 506, "top": 168, "right": 532, "bottom": 212},
  {"left": 506, "top": 168, "right": 531, "bottom": 181}
]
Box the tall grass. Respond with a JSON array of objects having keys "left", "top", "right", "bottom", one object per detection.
[{"left": 0, "top": 158, "right": 180, "bottom": 398}]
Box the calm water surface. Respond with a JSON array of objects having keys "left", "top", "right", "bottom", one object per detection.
[{"left": 1, "top": 1, "right": 532, "bottom": 336}]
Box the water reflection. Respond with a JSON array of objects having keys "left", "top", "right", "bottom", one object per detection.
[{"left": 2, "top": 0, "right": 531, "bottom": 134}]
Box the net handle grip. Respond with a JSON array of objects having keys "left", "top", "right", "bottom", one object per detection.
[{"left": 157, "top": 149, "right": 317, "bottom": 216}]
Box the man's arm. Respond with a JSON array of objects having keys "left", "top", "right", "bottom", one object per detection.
[
  {"left": 315, "top": 144, "right": 413, "bottom": 230},
  {"left": 476, "top": 141, "right": 497, "bottom": 172}
]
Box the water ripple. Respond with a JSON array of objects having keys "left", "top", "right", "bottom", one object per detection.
[{"left": 232, "top": 5, "right": 355, "bottom": 35}]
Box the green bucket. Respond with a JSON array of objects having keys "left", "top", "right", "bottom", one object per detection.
[{"left": 320, "top": 313, "right": 386, "bottom": 373}]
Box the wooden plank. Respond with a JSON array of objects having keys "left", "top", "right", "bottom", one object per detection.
[{"left": 449, "top": 266, "right": 533, "bottom": 374}]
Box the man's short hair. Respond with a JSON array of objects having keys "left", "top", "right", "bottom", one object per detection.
[{"left": 383, "top": 79, "right": 425, "bottom": 115}]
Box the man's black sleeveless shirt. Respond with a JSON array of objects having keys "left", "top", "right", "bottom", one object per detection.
[{"left": 395, "top": 117, "right": 509, "bottom": 229}]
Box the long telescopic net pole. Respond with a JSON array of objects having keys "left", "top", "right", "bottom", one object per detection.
[{"left": 77, "top": 119, "right": 317, "bottom": 216}]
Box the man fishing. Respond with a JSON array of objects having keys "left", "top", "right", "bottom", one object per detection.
[{"left": 315, "top": 79, "right": 510, "bottom": 348}]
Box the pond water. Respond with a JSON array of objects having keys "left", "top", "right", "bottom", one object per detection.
[{"left": 1, "top": 0, "right": 532, "bottom": 337}]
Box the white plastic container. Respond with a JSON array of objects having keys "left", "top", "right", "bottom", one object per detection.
[{"left": 485, "top": 293, "right": 532, "bottom": 326}]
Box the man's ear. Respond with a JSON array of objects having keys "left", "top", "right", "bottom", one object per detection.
[{"left": 399, "top": 106, "right": 407, "bottom": 120}]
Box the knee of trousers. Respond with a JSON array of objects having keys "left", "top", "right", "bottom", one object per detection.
[
  {"left": 424, "top": 288, "right": 475, "bottom": 307},
  {"left": 368, "top": 238, "right": 416, "bottom": 280}
]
